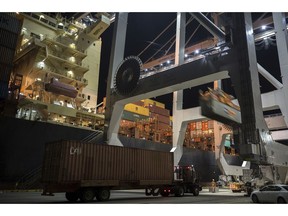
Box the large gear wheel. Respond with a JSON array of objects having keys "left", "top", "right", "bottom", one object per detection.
[{"left": 113, "top": 56, "right": 142, "bottom": 96}]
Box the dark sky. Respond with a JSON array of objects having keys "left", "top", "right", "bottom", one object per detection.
[{"left": 97, "top": 12, "right": 282, "bottom": 113}]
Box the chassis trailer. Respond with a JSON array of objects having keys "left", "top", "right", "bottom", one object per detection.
[{"left": 41, "top": 140, "right": 202, "bottom": 202}]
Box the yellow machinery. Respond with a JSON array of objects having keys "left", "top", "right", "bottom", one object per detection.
[{"left": 229, "top": 182, "right": 245, "bottom": 193}]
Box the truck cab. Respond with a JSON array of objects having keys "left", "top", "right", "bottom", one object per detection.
[{"left": 159, "top": 165, "right": 202, "bottom": 197}]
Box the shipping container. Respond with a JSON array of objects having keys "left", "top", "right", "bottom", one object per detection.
[
  {"left": 154, "top": 122, "right": 170, "bottom": 131},
  {"left": 131, "top": 100, "right": 144, "bottom": 107},
  {"left": 148, "top": 104, "right": 170, "bottom": 116},
  {"left": 142, "top": 99, "right": 165, "bottom": 109},
  {"left": 41, "top": 140, "right": 202, "bottom": 202},
  {"left": 124, "top": 103, "right": 149, "bottom": 116},
  {"left": 122, "top": 110, "right": 149, "bottom": 122},
  {"left": 202, "top": 121, "right": 208, "bottom": 131},
  {"left": 196, "top": 122, "right": 202, "bottom": 130},
  {"left": 150, "top": 112, "right": 170, "bottom": 125},
  {"left": 208, "top": 120, "right": 214, "bottom": 129},
  {"left": 190, "top": 122, "right": 196, "bottom": 130},
  {"left": 42, "top": 140, "right": 174, "bottom": 185}
]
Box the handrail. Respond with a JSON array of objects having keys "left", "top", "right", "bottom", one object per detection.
[{"left": 15, "top": 166, "right": 42, "bottom": 190}]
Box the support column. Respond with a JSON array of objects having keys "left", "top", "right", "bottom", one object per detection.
[
  {"left": 104, "top": 13, "right": 128, "bottom": 145},
  {"left": 230, "top": 13, "right": 271, "bottom": 163},
  {"left": 273, "top": 12, "right": 288, "bottom": 126},
  {"left": 172, "top": 12, "right": 186, "bottom": 166},
  {"left": 212, "top": 13, "right": 222, "bottom": 91}
]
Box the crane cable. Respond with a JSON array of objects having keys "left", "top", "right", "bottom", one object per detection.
[
  {"left": 137, "top": 18, "right": 177, "bottom": 58},
  {"left": 143, "top": 13, "right": 209, "bottom": 64},
  {"left": 164, "top": 15, "right": 196, "bottom": 56},
  {"left": 144, "top": 14, "right": 195, "bottom": 64}
]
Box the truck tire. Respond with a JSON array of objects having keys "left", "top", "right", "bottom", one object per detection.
[
  {"left": 65, "top": 192, "right": 79, "bottom": 202},
  {"left": 175, "top": 186, "right": 184, "bottom": 197},
  {"left": 152, "top": 188, "right": 160, "bottom": 196},
  {"left": 192, "top": 187, "right": 199, "bottom": 196},
  {"left": 96, "top": 188, "right": 110, "bottom": 202},
  {"left": 145, "top": 188, "right": 152, "bottom": 196},
  {"left": 79, "top": 188, "right": 95, "bottom": 203}
]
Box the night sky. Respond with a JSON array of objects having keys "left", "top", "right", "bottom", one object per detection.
[{"left": 97, "top": 12, "right": 283, "bottom": 114}]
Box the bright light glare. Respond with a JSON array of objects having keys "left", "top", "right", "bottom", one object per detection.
[
  {"left": 241, "top": 161, "right": 247, "bottom": 167},
  {"left": 170, "top": 147, "right": 177, "bottom": 152},
  {"left": 261, "top": 25, "right": 266, "bottom": 30},
  {"left": 195, "top": 50, "right": 199, "bottom": 54}
]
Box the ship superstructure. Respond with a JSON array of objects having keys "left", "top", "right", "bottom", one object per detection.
[{"left": 10, "top": 13, "right": 111, "bottom": 129}]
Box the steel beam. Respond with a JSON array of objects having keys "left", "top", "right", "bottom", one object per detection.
[
  {"left": 190, "top": 12, "right": 226, "bottom": 41},
  {"left": 273, "top": 12, "right": 288, "bottom": 128},
  {"left": 104, "top": 13, "right": 128, "bottom": 145},
  {"left": 111, "top": 52, "right": 232, "bottom": 105},
  {"left": 173, "top": 12, "right": 186, "bottom": 166},
  {"left": 229, "top": 13, "right": 272, "bottom": 163}
]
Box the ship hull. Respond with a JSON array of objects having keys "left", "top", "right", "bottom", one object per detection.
[
  {"left": 0, "top": 116, "right": 94, "bottom": 189},
  {"left": 0, "top": 117, "right": 242, "bottom": 189}
]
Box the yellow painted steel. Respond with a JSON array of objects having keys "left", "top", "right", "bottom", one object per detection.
[
  {"left": 141, "top": 99, "right": 165, "bottom": 108},
  {"left": 124, "top": 104, "right": 149, "bottom": 116}
]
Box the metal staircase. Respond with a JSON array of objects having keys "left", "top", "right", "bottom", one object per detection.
[{"left": 15, "top": 166, "right": 42, "bottom": 190}]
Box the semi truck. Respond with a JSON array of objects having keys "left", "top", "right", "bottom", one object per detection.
[{"left": 41, "top": 140, "right": 202, "bottom": 202}]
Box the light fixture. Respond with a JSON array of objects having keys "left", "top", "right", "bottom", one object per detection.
[
  {"left": 195, "top": 49, "right": 199, "bottom": 54},
  {"left": 69, "top": 56, "right": 76, "bottom": 62},
  {"left": 185, "top": 54, "right": 188, "bottom": 58},
  {"left": 167, "top": 60, "right": 170, "bottom": 64},
  {"left": 38, "top": 61, "right": 45, "bottom": 67},
  {"left": 261, "top": 25, "right": 267, "bottom": 30}
]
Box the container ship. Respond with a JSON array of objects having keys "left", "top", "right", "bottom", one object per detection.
[{"left": 0, "top": 12, "right": 247, "bottom": 190}]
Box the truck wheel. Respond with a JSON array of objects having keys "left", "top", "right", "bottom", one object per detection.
[
  {"left": 175, "top": 186, "right": 184, "bottom": 197},
  {"left": 79, "top": 188, "right": 95, "bottom": 202},
  {"left": 152, "top": 188, "right": 160, "bottom": 196},
  {"left": 65, "top": 192, "right": 79, "bottom": 202},
  {"left": 145, "top": 188, "right": 152, "bottom": 196},
  {"left": 96, "top": 188, "right": 110, "bottom": 201},
  {"left": 192, "top": 187, "right": 199, "bottom": 196}
]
